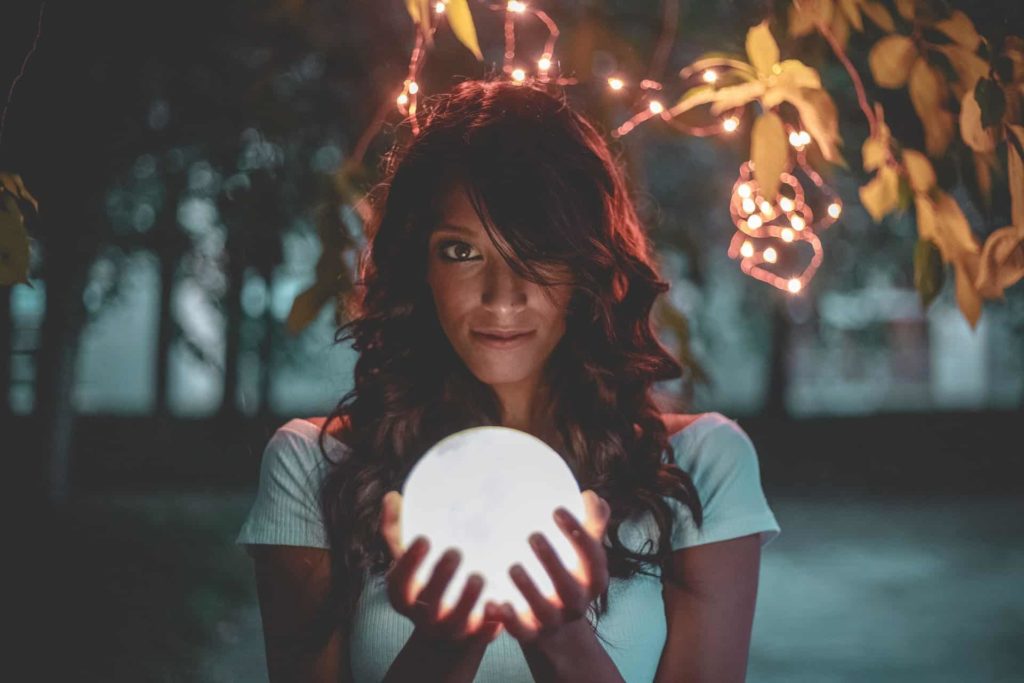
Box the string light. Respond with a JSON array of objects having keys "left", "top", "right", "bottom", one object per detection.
[{"left": 390, "top": 3, "right": 845, "bottom": 294}]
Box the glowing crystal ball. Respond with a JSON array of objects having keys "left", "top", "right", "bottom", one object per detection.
[{"left": 400, "top": 426, "right": 586, "bottom": 624}]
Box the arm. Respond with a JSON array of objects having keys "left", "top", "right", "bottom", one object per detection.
[
  {"left": 654, "top": 533, "right": 763, "bottom": 683},
  {"left": 253, "top": 545, "right": 495, "bottom": 683},
  {"left": 520, "top": 620, "right": 625, "bottom": 683},
  {"left": 251, "top": 545, "right": 349, "bottom": 682}
]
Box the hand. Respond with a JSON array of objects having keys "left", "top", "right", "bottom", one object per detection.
[
  {"left": 489, "top": 490, "right": 611, "bottom": 646},
  {"left": 380, "top": 491, "right": 505, "bottom": 647}
]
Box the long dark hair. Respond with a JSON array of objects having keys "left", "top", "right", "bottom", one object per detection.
[{"left": 307, "top": 79, "right": 705, "bottom": 650}]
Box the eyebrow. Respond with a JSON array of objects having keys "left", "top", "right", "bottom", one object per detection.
[{"left": 433, "top": 222, "right": 477, "bottom": 238}]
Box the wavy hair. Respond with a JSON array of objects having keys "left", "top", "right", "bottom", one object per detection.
[{"left": 305, "top": 79, "right": 705, "bottom": 651}]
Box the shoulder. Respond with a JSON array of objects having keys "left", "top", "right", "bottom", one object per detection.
[
  {"left": 258, "top": 418, "right": 349, "bottom": 486},
  {"left": 662, "top": 412, "right": 761, "bottom": 481},
  {"left": 301, "top": 415, "right": 353, "bottom": 448},
  {"left": 660, "top": 412, "right": 715, "bottom": 438}
]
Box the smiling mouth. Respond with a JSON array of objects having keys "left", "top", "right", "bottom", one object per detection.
[{"left": 472, "top": 330, "right": 536, "bottom": 346}]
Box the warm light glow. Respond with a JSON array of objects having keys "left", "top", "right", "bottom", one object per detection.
[
  {"left": 537, "top": 56, "right": 551, "bottom": 71},
  {"left": 737, "top": 183, "right": 752, "bottom": 199},
  {"left": 742, "top": 198, "right": 756, "bottom": 214},
  {"left": 511, "top": 68, "right": 526, "bottom": 82},
  {"left": 759, "top": 201, "right": 773, "bottom": 216},
  {"left": 781, "top": 228, "right": 794, "bottom": 242},
  {"left": 435, "top": 1, "right": 446, "bottom": 13},
  {"left": 648, "top": 100, "right": 664, "bottom": 115},
  {"left": 401, "top": 427, "right": 586, "bottom": 625},
  {"left": 788, "top": 131, "right": 804, "bottom": 148},
  {"left": 740, "top": 240, "right": 755, "bottom": 258},
  {"left": 748, "top": 214, "right": 764, "bottom": 229},
  {"left": 396, "top": 93, "right": 409, "bottom": 106},
  {"left": 772, "top": 64, "right": 783, "bottom": 75},
  {"left": 779, "top": 197, "right": 795, "bottom": 212},
  {"left": 828, "top": 202, "right": 842, "bottom": 219},
  {"left": 507, "top": 0, "right": 527, "bottom": 13},
  {"left": 408, "top": 81, "right": 420, "bottom": 95},
  {"left": 788, "top": 278, "right": 802, "bottom": 293},
  {"left": 799, "top": 131, "right": 811, "bottom": 146},
  {"left": 607, "top": 77, "right": 624, "bottom": 91},
  {"left": 763, "top": 247, "right": 777, "bottom": 263},
  {"left": 703, "top": 69, "right": 718, "bottom": 84},
  {"left": 791, "top": 215, "right": 806, "bottom": 230},
  {"left": 722, "top": 116, "right": 739, "bottom": 133}
]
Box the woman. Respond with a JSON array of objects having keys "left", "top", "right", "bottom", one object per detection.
[{"left": 237, "top": 79, "right": 780, "bottom": 682}]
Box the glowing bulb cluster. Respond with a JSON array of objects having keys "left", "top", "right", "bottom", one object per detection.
[{"left": 726, "top": 145, "right": 842, "bottom": 294}]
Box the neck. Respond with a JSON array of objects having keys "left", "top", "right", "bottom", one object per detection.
[{"left": 494, "top": 377, "right": 560, "bottom": 449}]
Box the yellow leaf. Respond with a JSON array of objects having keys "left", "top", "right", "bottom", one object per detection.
[
  {"left": 785, "top": 87, "right": 843, "bottom": 163},
  {"left": 286, "top": 283, "right": 332, "bottom": 335},
  {"left": 973, "top": 151, "right": 994, "bottom": 209},
  {"left": 954, "top": 259, "right": 983, "bottom": 329},
  {"left": 909, "top": 59, "right": 955, "bottom": 156},
  {"left": 751, "top": 111, "right": 789, "bottom": 200},
  {"left": 830, "top": 10, "right": 851, "bottom": 50},
  {"left": 935, "top": 10, "right": 981, "bottom": 51},
  {"left": 868, "top": 36, "right": 918, "bottom": 88},
  {"left": 860, "top": 166, "right": 901, "bottom": 221},
  {"left": 1008, "top": 125, "right": 1024, "bottom": 231},
  {"left": 445, "top": 0, "right": 482, "bottom": 60},
  {"left": 895, "top": 0, "right": 914, "bottom": 21},
  {"left": 915, "top": 196, "right": 939, "bottom": 247},
  {"left": 933, "top": 191, "right": 981, "bottom": 259},
  {"left": 838, "top": 0, "right": 862, "bottom": 30},
  {"left": 0, "top": 193, "right": 31, "bottom": 286},
  {"left": 746, "top": 21, "right": 780, "bottom": 78},
  {"left": 405, "top": 0, "right": 432, "bottom": 37},
  {"left": 775, "top": 60, "right": 823, "bottom": 90},
  {"left": 0, "top": 173, "right": 39, "bottom": 213},
  {"left": 862, "top": 136, "right": 887, "bottom": 171},
  {"left": 860, "top": 1, "right": 895, "bottom": 32},
  {"left": 902, "top": 149, "right": 936, "bottom": 193},
  {"left": 788, "top": 0, "right": 832, "bottom": 37},
  {"left": 706, "top": 82, "right": 767, "bottom": 114},
  {"left": 935, "top": 44, "right": 989, "bottom": 95},
  {"left": 975, "top": 226, "right": 1024, "bottom": 297},
  {"left": 959, "top": 91, "right": 998, "bottom": 152}
]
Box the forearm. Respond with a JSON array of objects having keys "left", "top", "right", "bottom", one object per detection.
[
  {"left": 382, "top": 628, "right": 489, "bottom": 683},
  {"left": 521, "top": 620, "right": 626, "bottom": 683}
]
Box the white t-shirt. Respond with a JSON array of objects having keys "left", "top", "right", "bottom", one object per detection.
[{"left": 237, "top": 412, "right": 781, "bottom": 683}]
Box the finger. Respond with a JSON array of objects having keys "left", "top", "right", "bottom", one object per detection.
[
  {"left": 416, "top": 548, "right": 462, "bottom": 617},
  {"left": 554, "top": 507, "right": 608, "bottom": 589},
  {"left": 386, "top": 536, "right": 429, "bottom": 610},
  {"left": 509, "top": 560, "right": 563, "bottom": 625},
  {"left": 498, "top": 601, "right": 540, "bottom": 642},
  {"left": 527, "top": 534, "right": 587, "bottom": 618},
  {"left": 580, "top": 490, "right": 611, "bottom": 540},
  {"left": 380, "top": 492, "right": 403, "bottom": 559},
  {"left": 440, "top": 572, "right": 485, "bottom": 633}
]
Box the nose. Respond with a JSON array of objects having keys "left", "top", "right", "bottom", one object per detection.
[{"left": 481, "top": 256, "right": 528, "bottom": 312}]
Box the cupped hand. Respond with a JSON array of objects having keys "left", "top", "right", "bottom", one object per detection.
[
  {"left": 489, "top": 489, "right": 612, "bottom": 645},
  {"left": 380, "top": 491, "right": 505, "bottom": 647}
]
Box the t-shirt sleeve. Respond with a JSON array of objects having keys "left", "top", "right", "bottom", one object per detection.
[
  {"left": 235, "top": 421, "right": 333, "bottom": 551},
  {"left": 668, "top": 414, "right": 781, "bottom": 550}
]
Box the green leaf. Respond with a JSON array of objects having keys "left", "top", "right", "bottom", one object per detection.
[
  {"left": 445, "top": 0, "right": 482, "bottom": 60},
  {"left": 0, "top": 192, "right": 31, "bottom": 286},
  {"left": 751, "top": 110, "right": 789, "bottom": 200},
  {"left": 913, "top": 238, "right": 944, "bottom": 310}
]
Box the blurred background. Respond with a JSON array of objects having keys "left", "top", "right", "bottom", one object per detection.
[{"left": 3, "top": 0, "right": 1022, "bottom": 681}]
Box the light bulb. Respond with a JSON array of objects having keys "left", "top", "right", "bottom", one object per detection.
[
  {"left": 400, "top": 426, "right": 585, "bottom": 626},
  {"left": 511, "top": 68, "right": 526, "bottom": 82},
  {"left": 703, "top": 70, "right": 718, "bottom": 84},
  {"left": 607, "top": 77, "right": 624, "bottom": 91},
  {"left": 435, "top": 1, "right": 446, "bottom": 13},
  {"left": 396, "top": 93, "right": 409, "bottom": 106},
  {"left": 790, "top": 215, "right": 806, "bottom": 230},
  {"left": 722, "top": 116, "right": 739, "bottom": 133},
  {"left": 648, "top": 100, "right": 664, "bottom": 115},
  {"left": 507, "top": 0, "right": 526, "bottom": 13},
  {"left": 748, "top": 214, "right": 763, "bottom": 229},
  {"left": 742, "top": 198, "right": 756, "bottom": 215},
  {"left": 537, "top": 56, "right": 551, "bottom": 71},
  {"left": 828, "top": 202, "right": 842, "bottom": 219},
  {"left": 763, "top": 247, "right": 777, "bottom": 263},
  {"left": 788, "top": 278, "right": 802, "bottom": 293},
  {"left": 408, "top": 81, "right": 419, "bottom": 95},
  {"left": 740, "top": 241, "right": 754, "bottom": 258},
  {"left": 779, "top": 197, "right": 795, "bottom": 212},
  {"left": 737, "top": 183, "right": 752, "bottom": 199},
  {"left": 781, "top": 228, "right": 794, "bottom": 242}
]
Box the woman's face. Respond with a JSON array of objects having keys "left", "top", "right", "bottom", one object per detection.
[{"left": 426, "top": 183, "right": 572, "bottom": 389}]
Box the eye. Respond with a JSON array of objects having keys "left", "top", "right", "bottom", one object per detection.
[{"left": 437, "top": 240, "right": 481, "bottom": 262}]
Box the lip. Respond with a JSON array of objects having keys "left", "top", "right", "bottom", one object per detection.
[{"left": 472, "top": 330, "right": 536, "bottom": 348}]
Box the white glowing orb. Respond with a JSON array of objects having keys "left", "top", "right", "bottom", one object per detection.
[{"left": 400, "top": 426, "right": 585, "bottom": 624}]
